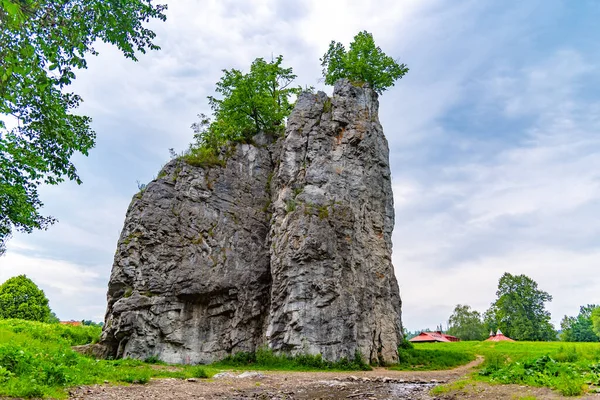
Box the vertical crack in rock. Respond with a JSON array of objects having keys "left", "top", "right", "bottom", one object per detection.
[{"left": 99, "top": 79, "right": 402, "bottom": 364}]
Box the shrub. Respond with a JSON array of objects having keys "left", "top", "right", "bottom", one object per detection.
[
  {"left": 190, "top": 366, "right": 209, "bottom": 378},
  {"left": 217, "top": 348, "right": 370, "bottom": 371},
  {"left": 0, "top": 275, "right": 53, "bottom": 322},
  {"left": 182, "top": 146, "right": 225, "bottom": 168}
]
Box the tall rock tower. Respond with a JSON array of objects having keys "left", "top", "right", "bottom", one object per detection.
[{"left": 99, "top": 79, "right": 403, "bottom": 364}]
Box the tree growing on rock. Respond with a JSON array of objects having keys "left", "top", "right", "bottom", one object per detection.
[
  {"left": 320, "top": 30, "right": 409, "bottom": 94},
  {"left": 446, "top": 304, "right": 487, "bottom": 341},
  {"left": 185, "top": 56, "right": 300, "bottom": 166},
  {"left": 0, "top": 275, "right": 53, "bottom": 322},
  {"left": 485, "top": 273, "right": 556, "bottom": 341},
  {"left": 0, "top": 0, "right": 167, "bottom": 254}
]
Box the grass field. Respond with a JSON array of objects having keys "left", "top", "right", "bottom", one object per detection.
[
  {"left": 412, "top": 341, "right": 600, "bottom": 396},
  {"left": 0, "top": 319, "right": 216, "bottom": 398}
]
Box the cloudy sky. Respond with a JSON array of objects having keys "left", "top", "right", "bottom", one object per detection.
[{"left": 2, "top": 0, "right": 599, "bottom": 332}]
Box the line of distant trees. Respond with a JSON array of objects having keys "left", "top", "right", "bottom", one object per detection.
[{"left": 434, "top": 273, "right": 600, "bottom": 342}]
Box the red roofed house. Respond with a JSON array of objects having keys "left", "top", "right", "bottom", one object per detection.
[
  {"left": 409, "top": 331, "right": 460, "bottom": 343},
  {"left": 60, "top": 320, "right": 82, "bottom": 327},
  {"left": 485, "top": 329, "right": 515, "bottom": 342}
]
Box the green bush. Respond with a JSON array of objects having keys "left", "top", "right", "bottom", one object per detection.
[
  {"left": 0, "top": 275, "right": 53, "bottom": 322},
  {"left": 391, "top": 347, "right": 475, "bottom": 371},
  {"left": 182, "top": 146, "right": 225, "bottom": 168},
  {"left": 479, "top": 354, "right": 590, "bottom": 396},
  {"left": 217, "top": 348, "right": 371, "bottom": 371},
  {"left": 190, "top": 366, "right": 209, "bottom": 378}
]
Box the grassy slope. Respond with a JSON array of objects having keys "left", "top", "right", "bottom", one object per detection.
[{"left": 0, "top": 319, "right": 216, "bottom": 398}]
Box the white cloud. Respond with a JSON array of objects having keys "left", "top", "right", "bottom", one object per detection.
[
  {"left": 0, "top": 252, "right": 106, "bottom": 321},
  {"left": 395, "top": 47, "right": 600, "bottom": 330},
  {"left": 3, "top": 0, "right": 599, "bottom": 335}
]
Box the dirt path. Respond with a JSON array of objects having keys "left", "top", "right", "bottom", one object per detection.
[{"left": 67, "top": 357, "right": 598, "bottom": 399}]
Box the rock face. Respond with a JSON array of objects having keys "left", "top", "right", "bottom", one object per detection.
[{"left": 100, "top": 79, "right": 403, "bottom": 364}]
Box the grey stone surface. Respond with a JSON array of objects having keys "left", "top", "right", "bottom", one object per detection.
[
  {"left": 100, "top": 141, "right": 274, "bottom": 364},
  {"left": 100, "top": 79, "right": 402, "bottom": 364},
  {"left": 267, "top": 80, "right": 402, "bottom": 364}
]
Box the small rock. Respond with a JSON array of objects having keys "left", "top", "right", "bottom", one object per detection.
[
  {"left": 213, "top": 372, "right": 236, "bottom": 379},
  {"left": 187, "top": 378, "right": 197, "bottom": 382},
  {"left": 237, "top": 371, "right": 265, "bottom": 379}
]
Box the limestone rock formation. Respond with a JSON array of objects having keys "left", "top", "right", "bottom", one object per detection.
[{"left": 100, "top": 79, "right": 403, "bottom": 364}]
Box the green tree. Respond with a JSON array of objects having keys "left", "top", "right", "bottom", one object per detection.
[
  {"left": 0, "top": 274, "right": 52, "bottom": 322},
  {"left": 320, "top": 30, "right": 409, "bottom": 94},
  {"left": 186, "top": 56, "right": 300, "bottom": 166},
  {"left": 0, "top": 0, "right": 167, "bottom": 254},
  {"left": 560, "top": 305, "right": 599, "bottom": 342},
  {"left": 591, "top": 307, "right": 600, "bottom": 338},
  {"left": 446, "top": 304, "right": 487, "bottom": 341},
  {"left": 485, "top": 273, "right": 556, "bottom": 341},
  {"left": 207, "top": 55, "right": 300, "bottom": 141}
]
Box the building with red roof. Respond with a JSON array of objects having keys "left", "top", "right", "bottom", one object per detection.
[
  {"left": 60, "top": 320, "right": 82, "bottom": 326},
  {"left": 409, "top": 331, "right": 460, "bottom": 343},
  {"left": 485, "top": 329, "right": 515, "bottom": 342}
]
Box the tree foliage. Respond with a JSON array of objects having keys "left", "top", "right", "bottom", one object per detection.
[
  {"left": 591, "top": 307, "right": 600, "bottom": 338},
  {"left": 187, "top": 56, "right": 300, "bottom": 165},
  {"left": 0, "top": 275, "right": 53, "bottom": 322},
  {"left": 0, "top": 0, "right": 167, "bottom": 254},
  {"left": 560, "top": 305, "right": 599, "bottom": 342},
  {"left": 485, "top": 273, "right": 556, "bottom": 341},
  {"left": 446, "top": 304, "right": 487, "bottom": 341},
  {"left": 320, "top": 30, "right": 409, "bottom": 94}
]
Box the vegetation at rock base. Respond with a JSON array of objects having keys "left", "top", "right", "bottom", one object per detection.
[
  {"left": 484, "top": 273, "right": 556, "bottom": 341},
  {"left": 0, "top": 275, "right": 54, "bottom": 322},
  {"left": 320, "top": 30, "right": 409, "bottom": 94},
  {"left": 446, "top": 304, "right": 487, "bottom": 341},
  {"left": 0, "top": 0, "right": 167, "bottom": 254},
  {"left": 184, "top": 56, "right": 300, "bottom": 168},
  {"left": 391, "top": 345, "right": 475, "bottom": 371}
]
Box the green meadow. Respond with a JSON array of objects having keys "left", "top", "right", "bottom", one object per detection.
[
  {"left": 2, "top": 319, "right": 600, "bottom": 398},
  {"left": 408, "top": 341, "right": 600, "bottom": 396},
  {"left": 0, "top": 319, "right": 215, "bottom": 398}
]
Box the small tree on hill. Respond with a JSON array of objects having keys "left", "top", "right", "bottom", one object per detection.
[
  {"left": 485, "top": 273, "right": 556, "bottom": 341},
  {"left": 0, "top": 275, "right": 53, "bottom": 322},
  {"left": 320, "top": 30, "right": 409, "bottom": 94},
  {"left": 447, "top": 304, "right": 487, "bottom": 341}
]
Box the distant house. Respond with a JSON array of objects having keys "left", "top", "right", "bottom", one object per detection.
[
  {"left": 60, "top": 320, "right": 82, "bottom": 326},
  {"left": 409, "top": 331, "right": 460, "bottom": 343},
  {"left": 485, "top": 329, "right": 515, "bottom": 342}
]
